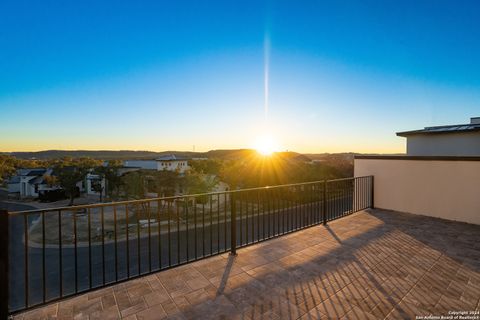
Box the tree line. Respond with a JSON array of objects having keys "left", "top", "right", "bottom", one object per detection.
[{"left": 1, "top": 153, "right": 353, "bottom": 205}]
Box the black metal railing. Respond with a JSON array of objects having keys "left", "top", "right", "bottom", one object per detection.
[{"left": 1, "top": 176, "right": 373, "bottom": 317}]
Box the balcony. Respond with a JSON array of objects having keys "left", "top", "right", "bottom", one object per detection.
[{"left": 11, "top": 207, "right": 480, "bottom": 319}]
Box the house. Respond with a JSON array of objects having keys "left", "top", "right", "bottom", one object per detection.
[
  {"left": 7, "top": 167, "right": 108, "bottom": 199},
  {"left": 155, "top": 155, "right": 190, "bottom": 173},
  {"left": 355, "top": 116, "right": 480, "bottom": 225},
  {"left": 8, "top": 168, "right": 49, "bottom": 198},
  {"left": 397, "top": 116, "right": 480, "bottom": 156},
  {"left": 123, "top": 155, "right": 190, "bottom": 173}
]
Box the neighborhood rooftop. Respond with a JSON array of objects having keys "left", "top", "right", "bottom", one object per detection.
[{"left": 155, "top": 155, "right": 190, "bottom": 161}]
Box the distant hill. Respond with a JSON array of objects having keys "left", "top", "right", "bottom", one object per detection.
[
  {"left": 9, "top": 149, "right": 310, "bottom": 161},
  {"left": 10, "top": 150, "right": 199, "bottom": 160}
]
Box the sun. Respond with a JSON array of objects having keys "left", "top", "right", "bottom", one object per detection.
[{"left": 253, "top": 134, "right": 280, "bottom": 156}]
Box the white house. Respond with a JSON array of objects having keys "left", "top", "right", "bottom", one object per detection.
[
  {"left": 8, "top": 168, "right": 55, "bottom": 198},
  {"left": 155, "top": 155, "right": 190, "bottom": 173},
  {"left": 397, "top": 117, "right": 480, "bottom": 156},
  {"left": 123, "top": 155, "right": 190, "bottom": 173}
]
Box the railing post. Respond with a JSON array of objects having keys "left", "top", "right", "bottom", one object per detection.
[
  {"left": 370, "top": 176, "right": 375, "bottom": 209},
  {"left": 322, "top": 180, "right": 327, "bottom": 225},
  {"left": 230, "top": 193, "right": 237, "bottom": 256},
  {"left": 0, "top": 210, "right": 9, "bottom": 320}
]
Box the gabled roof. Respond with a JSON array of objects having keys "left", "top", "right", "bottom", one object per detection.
[
  {"left": 397, "top": 123, "right": 480, "bottom": 137},
  {"left": 17, "top": 168, "right": 47, "bottom": 176},
  {"left": 155, "top": 154, "right": 190, "bottom": 161}
]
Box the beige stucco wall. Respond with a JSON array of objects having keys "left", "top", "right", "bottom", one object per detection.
[{"left": 354, "top": 158, "right": 480, "bottom": 225}]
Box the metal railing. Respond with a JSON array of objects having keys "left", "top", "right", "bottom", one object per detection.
[{"left": 0, "top": 175, "right": 373, "bottom": 317}]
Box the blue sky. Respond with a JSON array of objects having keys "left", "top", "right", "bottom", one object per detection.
[{"left": 1, "top": 0, "right": 480, "bottom": 153}]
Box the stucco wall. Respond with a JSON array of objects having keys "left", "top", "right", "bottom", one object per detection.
[
  {"left": 157, "top": 160, "right": 189, "bottom": 173},
  {"left": 406, "top": 131, "right": 480, "bottom": 156},
  {"left": 355, "top": 158, "right": 480, "bottom": 225}
]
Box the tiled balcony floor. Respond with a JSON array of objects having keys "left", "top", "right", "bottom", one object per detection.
[{"left": 14, "top": 209, "right": 480, "bottom": 320}]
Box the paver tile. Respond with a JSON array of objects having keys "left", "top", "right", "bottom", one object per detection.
[{"left": 13, "top": 209, "right": 480, "bottom": 320}]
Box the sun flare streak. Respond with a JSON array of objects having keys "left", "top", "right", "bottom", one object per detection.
[{"left": 264, "top": 36, "right": 270, "bottom": 122}]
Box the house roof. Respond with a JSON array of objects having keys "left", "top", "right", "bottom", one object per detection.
[
  {"left": 8, "top": 176, "right": 20, "bottom": 184},
  {"left": 16, "top": 168, "right": 46, "bottom": 176},
  {"left": 155, "top": 155, "right": 190, "bottom": 161},
  {"left": 26, "top": 169, "right": 47, "bottom": 176},
  {"left": 397, "top": 122, "right": 480, "bottom": 137},
  {"left": 29, "top": 176, "right": 45, "bottom": 184}
]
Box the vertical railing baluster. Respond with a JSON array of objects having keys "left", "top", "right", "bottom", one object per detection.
[
  {"left": 58, "top": 210, "right": 63, "bottom": 297},
  {"left": 202, "top": 201, "right": 205, "bottom": 257},
  {"left": 88, "top": 208, "right": 92, "bottom": 288},
  {"left": 224, "top": 193, "right": 227, "bottom": 251},
  {"left": 209, "top": 195, "right": 213, "bottom": 256},
  {"left": 246, "top": 193, "right": 249, "bottom": 244},
  {"left": 126, "top": 205, "right": 130, "bottom": 277},
  {"left": 276, "top": 189, "right": 280, "bottom": 234},
  {"left": 168, "top": 201, "right": 171, "bottom": 267},
  {"left": 114, "top": 205, "right": 118, "bottom": 282},
  {"left": 136, "top": 206, "right": 141, "bottom": 275},
  {"left": 252, "top": 192, "right": 256, "bottom": 240},
  {"left": 217, "top": 194, "right": 220, "bottom": 253},
  {"left": 157, "top": 200, "right": 161, "bottom": 270},
  {"left": 370, "top": 176, "right": 375, "bottom": 209},
  {"left": 177, "top": 200, "right": 180, "bottom": 265},
  {"left": 73, "top": 210, "right": 78, "bottom": 293},
  {"left": 42, "top": 211, "right": 46, "bottom": 303},
  {"left": 0, "top": 210, "right": 9, "bottom": 320},
  {"left": 312, "top": 184, "right": 315, "bottom": 225},
  {"left": 256, "top": 190, "right": 260, "bottom": 242},
  {"left": 147, "top": 202, "right": 152, "bottom": 271},
  {"left": 24, "top": 214, "right": 28, "bottom": 308},
  {"left": 239, "top": 193, "right": 243, "bottom": 246},
  {"left": 185, "top": 198, "right": 189, "bottom": 262},
  {"left": 323, "top": 180, "right": 327, "bottom": 225},
  {"left": 230, "top": 192, "right": 237, "bottom": 256},
  {"left": 194, "top": 197, "right": 197, "bottom": 260},
  {"left": 101, "top": 207, "right": 105, "bottom": 285}
]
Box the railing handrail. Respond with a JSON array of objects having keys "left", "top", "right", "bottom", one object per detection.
[{"left": 8, "top": 176, "right": 372, "bottom": 215}]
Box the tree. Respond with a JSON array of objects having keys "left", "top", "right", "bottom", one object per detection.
[
  {"left": 0, "top": 155, "right": 16, "bottom": 184},
  {"left": 153, "top": 170, "right": 178, "bottom": 198},
  {"left": 53, "top": 158, "right": 102, "bottom": 205},
  {"left": 181, "top": 170, "right": 218, "bottom": 204},
  {"left": 93, "top": 161, "right": 123, "bottom": 201},
  {"left": 189, "top": 159, "right": 223, "bottom": 175},
  {"left": 121, "top": 171, "right": 146, "bottom": 200}
]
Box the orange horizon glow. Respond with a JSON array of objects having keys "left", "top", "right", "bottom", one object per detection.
[{"left": 0, "top": 143, "right": 405, "bottom": 155}]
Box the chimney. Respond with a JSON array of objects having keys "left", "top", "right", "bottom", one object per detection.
[{"left": 471, "top": 117, "right": 480, "bottom": 124}]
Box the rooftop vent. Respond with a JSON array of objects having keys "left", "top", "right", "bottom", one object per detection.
[{"left": 471, "top": 117, "right": 480, "bottom": 124}]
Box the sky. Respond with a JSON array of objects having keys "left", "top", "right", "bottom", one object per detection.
[{"left": 1, "top": 0, "right": 480, "bottom": 153}]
